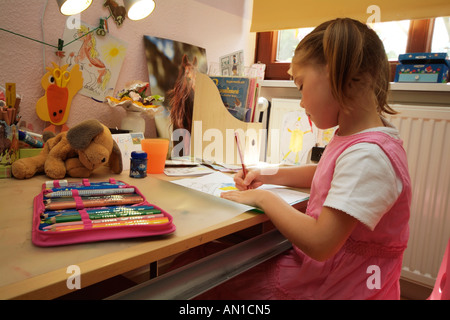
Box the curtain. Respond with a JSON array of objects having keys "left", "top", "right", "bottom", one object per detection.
[{"left": 251, "top": 0, "right": 450, "bottom": 32}]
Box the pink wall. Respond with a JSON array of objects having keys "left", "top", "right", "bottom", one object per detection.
[{"left": 0, "top": 0, "right": 255, "bottom": 137}]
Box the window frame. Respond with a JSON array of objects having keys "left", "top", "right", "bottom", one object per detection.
[{"left": 255, "top": 18, "right": 436, "bottom": 81}]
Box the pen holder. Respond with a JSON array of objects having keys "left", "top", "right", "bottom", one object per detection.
[{"left": 0, "top": 120, "right": 19, "bottom": 178}]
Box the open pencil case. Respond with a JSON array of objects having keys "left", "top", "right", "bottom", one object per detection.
[{"left": 32, "top": 178, "right": 176, "bottom": 247}]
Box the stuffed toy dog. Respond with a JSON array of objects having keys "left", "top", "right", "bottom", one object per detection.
[{"left": 12, "top": 119, "right": 122, "bottom": 179}]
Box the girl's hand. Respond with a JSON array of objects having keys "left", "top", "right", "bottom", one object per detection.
[
  {"left": 234, "top": 169, "right": 264, "bottom": 190},
  {"left": 220, "top": 189, "right": 269, "bottom": 208}
]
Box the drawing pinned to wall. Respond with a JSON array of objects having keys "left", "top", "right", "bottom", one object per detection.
[
  {"left": 268, "top": 98, "right": 336, "bottom": 165},
  {"left": 63, "top": 21, "right": 128, "bottom": 102},
  {"left": 280, "top": 110, "right": 315, "bottom": 165},
  {"left": 317, "top": 126, "right": 338, "bottom": 146}
]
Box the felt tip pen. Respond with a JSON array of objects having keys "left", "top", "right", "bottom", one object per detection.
[
  {"left": 44, "top": 208, "right": 162, "bottom": 224},
  {"left": 45, "top": 180, "right": 127, "bottom": 191},
  {"left": 41, "top": 205, "right": 155, "bottom": 218},
  {"left": 44, "top": 187, "right": 136, "bottom": 198},
  {"left": 46, "top": 217, "right": 170, "bottom": 232},
  {"left": 41, "top": 214, "right": 165, "bottom": 230},
  {"left": 44, "top": 194, "right": 144, "bottom": 210}
]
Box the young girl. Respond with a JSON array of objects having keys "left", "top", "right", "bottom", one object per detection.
[{"left": 200, "top": 18, "right": 411, "bottom": 300}]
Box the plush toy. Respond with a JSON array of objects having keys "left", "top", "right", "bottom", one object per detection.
[{"left": 12, "top": 119, "right": 122, "bottom": 179}]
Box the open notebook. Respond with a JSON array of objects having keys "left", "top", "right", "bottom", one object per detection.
[{"left": 170, "top": 171, "right": 309, "bottom": 213}]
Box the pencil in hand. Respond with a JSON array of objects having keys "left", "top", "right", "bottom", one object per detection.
[{"left": 234, "top": 131, "right": 247, "bottom": 180}]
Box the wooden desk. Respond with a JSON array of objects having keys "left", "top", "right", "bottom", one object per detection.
[
  {"left": 0, "top": 166, "right": 309, "bottom": 300},
  {"left": 0, "top": 167, "right": 280, "bottom": 300}
]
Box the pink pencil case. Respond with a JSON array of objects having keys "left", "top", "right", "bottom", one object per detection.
[{"left": 32, "top": 178, "right": 176, "bottom": 247}]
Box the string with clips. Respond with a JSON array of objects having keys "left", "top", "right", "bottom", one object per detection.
[{"left": 0, "top": 13, "right": 112, "bottom": 61}]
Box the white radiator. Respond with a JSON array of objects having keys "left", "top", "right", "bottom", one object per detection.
[{"left": 386, "top": 104, "right": 450, "bottom": 287}]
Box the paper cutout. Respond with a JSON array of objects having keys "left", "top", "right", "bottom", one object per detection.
[{"left": 35, "top": 62, "right": 83, "bottom": 132}]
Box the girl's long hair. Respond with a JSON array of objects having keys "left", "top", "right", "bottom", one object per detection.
[{"left": 292, "top": 18, "right": 397, "bottom": 115}]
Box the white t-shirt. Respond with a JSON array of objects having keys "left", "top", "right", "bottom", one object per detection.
[{"left": 323, "top": 118, "right": 403, "bottom": 231}]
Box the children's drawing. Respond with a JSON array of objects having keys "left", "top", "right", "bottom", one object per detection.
[
  {"left": 280, "top": 110, "right": 315, "bottom": 165},
  {"left": 63, "top": 21, "right": 127, "bottom": 101},
  {"left": 220, "top": 50, "right": 244, "bottom": 76},
  {"left": 185, "top": 181, "right": 239, "bottom": 197},
  {"left": 35, "top": 62, "right": 83, "bottom": 132},
  {"left": 317, "top": 127, "right": 338, "bottom": 146}
]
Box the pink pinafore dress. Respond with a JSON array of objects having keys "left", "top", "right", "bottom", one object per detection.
[{"left": 197, "top": 131, "right": 411, "bottom": 300}]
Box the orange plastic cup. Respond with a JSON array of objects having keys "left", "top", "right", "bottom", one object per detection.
[{"left": 141, "top": 139, "right": 169, "bottom": 174}]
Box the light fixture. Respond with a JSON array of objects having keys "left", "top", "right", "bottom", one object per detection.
[
  {"left": 123, "top": 0, "right": 155, "bottom": 21},
  {"left": 56, "top": 0, "right": 93, "bottom": 16}
]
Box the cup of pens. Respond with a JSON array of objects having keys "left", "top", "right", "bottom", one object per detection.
[
  {"left": 0, "top": 119, "right": 19, "bottom": 172},
  {"left": 140, "top": 139, "right": 169, "bottom": 174}
]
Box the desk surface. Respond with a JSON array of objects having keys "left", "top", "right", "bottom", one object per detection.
[{"left": 0, "top": 167, "right": 277, "bottom": 300}]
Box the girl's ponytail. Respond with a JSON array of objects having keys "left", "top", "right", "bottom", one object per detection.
[
  {"left": 323, "top": 19, "right": 364, "bottom": 109},
  {"left": 293, "top": 18, "right": 397, "bottom": 115}
]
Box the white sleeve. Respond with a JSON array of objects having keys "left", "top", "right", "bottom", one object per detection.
[{"left": 323, "top": 143, "right": 402, "bottom": 231}]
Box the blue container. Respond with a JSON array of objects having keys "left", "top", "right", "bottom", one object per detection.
[
  {"left": 395, "top": 52, "right": 450, "bottom": 83},
  {"left": 129, "top": 151, "right": 148, "bottom": 178}
]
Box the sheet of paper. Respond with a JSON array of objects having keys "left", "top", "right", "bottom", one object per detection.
[
  {"left": 112, "top": 133, "right": 144, "bottom": 170},
  {"left": 170, "top": 172, "right": 309, "bottom": 211},
  {"left": 164, "top": 165, "right": 215, "bottom": 176}
]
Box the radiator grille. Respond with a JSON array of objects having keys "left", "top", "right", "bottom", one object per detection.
[{"left": 387, "top": 104, "right": 450, "bottom": 287}]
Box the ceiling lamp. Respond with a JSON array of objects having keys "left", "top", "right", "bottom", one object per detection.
[
  {"left": 123, "top": 0, "right": 156, "bottom": 20},
  {"left": 56, "top": 0, "right": 93, "bottom": 15}
]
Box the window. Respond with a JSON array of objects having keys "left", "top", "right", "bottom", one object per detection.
[
  {"left": 256, "top": 17, "right": 449, "bottom": 81},
  {"left": 369, "top": 20, "right": 411, "bottom": 60},
  {"left": 432, "top": 17, "right": 450, "bottom": 55},
  {"left": 276, "top": 27, "right": 314, "bottom": 62}
]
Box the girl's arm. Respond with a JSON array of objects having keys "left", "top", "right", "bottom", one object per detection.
[
  {"left": 221, "top": 189, "right": 357, "bottom": 261},
  {"left": 236, "top": 165, "right": 317, "bottom": 190}
]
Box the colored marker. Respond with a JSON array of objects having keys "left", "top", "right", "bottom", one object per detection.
[
  {"left": 44, "top": 208, "right": 162, "bottom": 224},
  {"left": 41, "top": 214, "right": 165, "bottom": 230},
  {"left": 41, "top": 205, "right": 155, "bottom": 218},
  {"left": 44, "top": 194, "right": 144, "bottom": 210},
  {"left": 46, "top": 217, "right": 170, "bottom": 232},
  {"left": 45, "top": 180, "right": 127, "bottom": 191},
  {"left": 44, "top": 187, "right": 136, "bottom": 198}
]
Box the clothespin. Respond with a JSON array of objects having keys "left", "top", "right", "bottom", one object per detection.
[
  {"left": 96, "top": 18, "right": 109, "bottom": 36},
  {"left": 55, "top": 38, "right": 65, "bottom": 58}
]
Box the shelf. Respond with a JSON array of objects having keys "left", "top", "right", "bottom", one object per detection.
[{"left": 262, "top": 80, "right": 450, "bottom": 92}]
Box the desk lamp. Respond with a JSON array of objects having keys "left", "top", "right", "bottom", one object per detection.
[
  {"left": 124, "top": 0, "right": 156, "bottom": 20},
  {"left": 56, "top": 0, "right": 93, "bottom": 15}
]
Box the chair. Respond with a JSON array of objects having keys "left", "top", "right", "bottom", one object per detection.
[{"left": 428, "top": 237, "right": 450, "bottom": 300}]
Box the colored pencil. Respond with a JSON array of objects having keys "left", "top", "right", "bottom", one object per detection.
[
  {"left": 44, "top": 208, "right": 161, "bottom": 224},
  {"left": 234, "top": 131, "right": 247, "bottom": 179},
  {"left": 41, "top": 205, "right": 155, "bottom": 219},
  {"left": 44, "top": 187, "right": 136, "bottom": 198},
  {"left": 45, "top": 180, "right": 127, "bottom": 191},
  {"left": 44, "top": 194, "right": 144, "bottom": 210},
  {"left": 41, "top": 214, "right": 165, "bottom": 230},
  {"left": 46, "top": 217, "right": 170, "bottom": 232}
]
